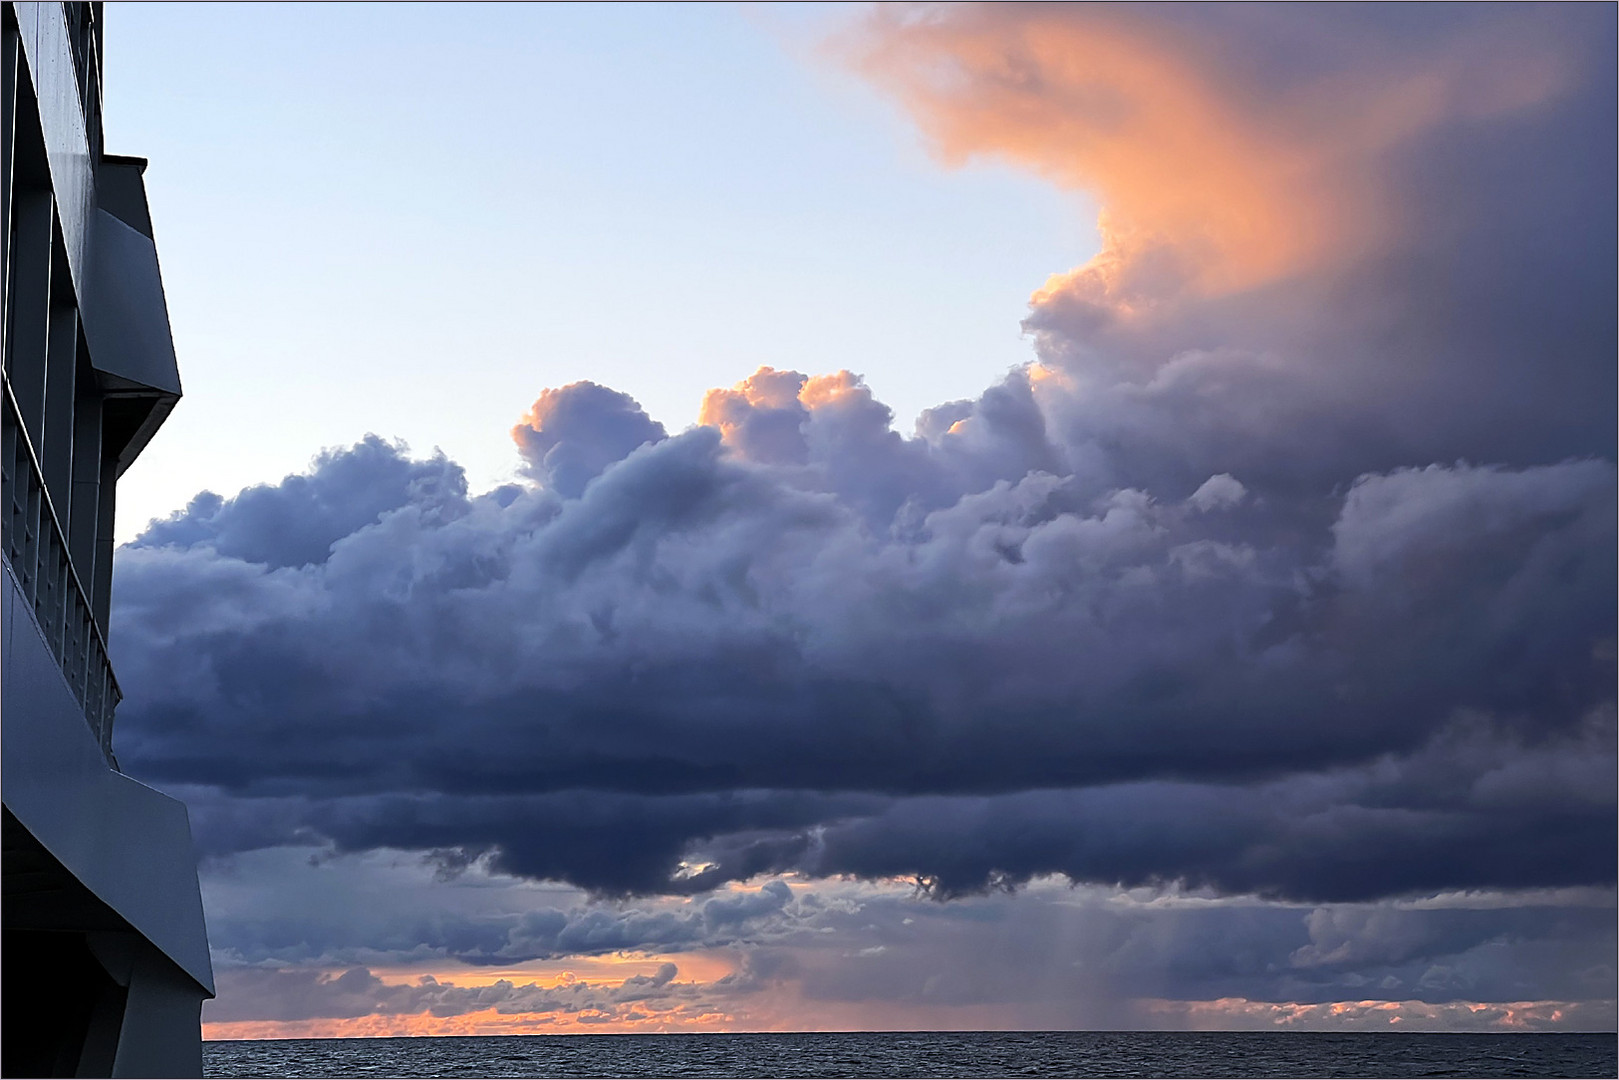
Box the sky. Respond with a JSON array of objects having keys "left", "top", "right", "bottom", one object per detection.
[
  {"left": 99, "top": 2, "right": 1615, "bottom": 1039},
  {"left": 100, "top": 1, "right": 1089, "bottom": 543}
]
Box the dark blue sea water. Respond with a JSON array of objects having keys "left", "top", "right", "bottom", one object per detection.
[{"left": 204, "top": 1030, "right": 1616, "bottom": 1078}]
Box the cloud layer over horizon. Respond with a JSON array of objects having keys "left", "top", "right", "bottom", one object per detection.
[{"left": 107, "top": 2, "right": 1614, "bottom": 1031}]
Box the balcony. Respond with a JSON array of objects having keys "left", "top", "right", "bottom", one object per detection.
[{"left": 1, "top": 377, "right": 120, "bottom": 760}]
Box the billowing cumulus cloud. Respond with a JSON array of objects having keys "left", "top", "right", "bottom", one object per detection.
[
  {"left": 110, "top": 1, "right": 1613, "bottom": 1030},
  {"left": 847, "top": 4, "right": 1614, "bottom": 490},
  {"left": 135, "top": 434, "right": 469, "bottom": 570},
  {"left": 513, "top": 381, "right": 668, "bottom": 498},
  {"left": 113, "top": 432, "right": 1616, "bottom": 900}
]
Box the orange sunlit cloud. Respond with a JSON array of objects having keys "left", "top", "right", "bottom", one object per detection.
[
  {"left": 205, "top": 970, "right": 1614, "bottom": 1041},
  {"left": 365, "top": 951, "right": 740, "bottom": 991},
  {"left": 204, "top": 1004, "right": 742, "bottom": 1042},
  {"left": 839, "top": 5, "right": 1570, "bottom": 305},
  {"left": 699, "top": 366, "right": 808, "bottom": 425},
  {"left": 203, "top": 952, "right": 747, "bottom": 1042},
  {"left": 698, "top": 366, "right": 892, "bottom": 463},
  {"left": 698, "top": 367, "right": 880, "bottom": 428}
]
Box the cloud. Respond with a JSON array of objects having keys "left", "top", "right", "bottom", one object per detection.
[
  {"left": 512, "top": 382, "right": 667, "bottom": 498},
  {"left": 844, "top": 4, "right": 1585, "bottom": 300},
  {"left": 205, "top": 962, "right": 702, "bottom": 1024},
  {"left": 773, "top": 881, "right": 1616, "bottom": 1023},
  {"left": 199, "top": 847, "right": 804, "bottom": 971},
  {"left": 197, "top": 853, "right": 1614, "bottom": 1033},
  {"left": 134, "top": 435, "right": 468, "bottom": 569},
  {"left": 845, "top": 5, "right": 1614, "bottom": 496},
  {"left": 1141, "top": 996, "right": 1617, "bottom": 1033},
  {"left": 1186, "top": 473, "right": 1245, "bottom": 513},
  {"left": 114, "top": 434, "right": 1616, "bottom": 901},
  {"left": 107, "top": 0, "right": 1615, "bottom": 1027}
]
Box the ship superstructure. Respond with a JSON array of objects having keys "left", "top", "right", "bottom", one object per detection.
[{"left": 1, "top": 3, "right": 213, "bottom": 1074}]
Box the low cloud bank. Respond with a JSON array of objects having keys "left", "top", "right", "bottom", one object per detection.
[{"left": 198, "top": 868, "right": 1615, "bottom": 1033}]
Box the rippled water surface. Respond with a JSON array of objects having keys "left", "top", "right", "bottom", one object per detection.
[{"left": 205, "top": 1030, "right": 1617, "bottom": 1078}]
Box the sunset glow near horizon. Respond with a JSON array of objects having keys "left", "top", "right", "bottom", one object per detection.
[{"left": 101, "top": 3, "right": 1614, "bottom": 1040}]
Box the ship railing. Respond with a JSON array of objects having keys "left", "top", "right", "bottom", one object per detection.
[{"left": 0, "top": 374, "right": 121, "bottom": 760}]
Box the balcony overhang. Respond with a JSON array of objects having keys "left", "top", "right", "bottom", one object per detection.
[
  {"left": 81, "top": 204, "right": 181, "bottom": 476},
  {"left": 1, "top": 563, "right": 215, "bottom": 998}
]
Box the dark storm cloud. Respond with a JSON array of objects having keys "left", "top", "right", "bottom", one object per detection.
[
  {"left": 801, "top": 710, "right": 1616, "bottom": 901},
  {"left": 112, "top": 2, "right": 1612, "bottom": 916},
  {"left": 113, "top": 437, "right": 1616, "bottom": 901}
]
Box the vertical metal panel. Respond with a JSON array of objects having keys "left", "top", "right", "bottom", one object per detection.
[
  {"left": 42, "top": 292, "right": 74, "bottom": 498},
  {"left": 67, "top": 342, "right": 98, "bottom": 575},
  {"left": 12, "top": 2, "right": 91, "bottom": 307},
  {"left": 6, "top": 187, "right": 49, "bottom": 443},
  {"left": 91, "top": 448, "right": 111, "bottom": 624},
  {"left": 2, "top": 24, "right": 17, "bottom": 368}
]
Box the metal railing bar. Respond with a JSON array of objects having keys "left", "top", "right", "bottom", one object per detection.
[{"left": 0, "top": 366, "right": 122, "bottom": 749}]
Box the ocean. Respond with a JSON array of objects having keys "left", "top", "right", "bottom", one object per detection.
[{"left": 203, "top": 1030, "right": 1617, "bottom": 1078}]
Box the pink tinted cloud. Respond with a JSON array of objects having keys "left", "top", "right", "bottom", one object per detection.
[{"left": 840, "top": 4, "right": 1572, "bottom": 303}]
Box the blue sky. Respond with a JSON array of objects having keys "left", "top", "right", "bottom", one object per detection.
[{"left": 102, "top": 2, "right": 1090, "bottom": 542}]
